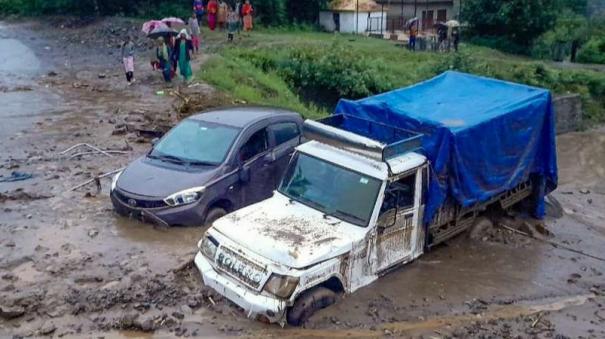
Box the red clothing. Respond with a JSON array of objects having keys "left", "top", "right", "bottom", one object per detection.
[
  {"left": 207, "top": 0, "right": 218, "bottom": 14},
  {"left": 242, "top": 3, "right": 253, "bottom": 15}
]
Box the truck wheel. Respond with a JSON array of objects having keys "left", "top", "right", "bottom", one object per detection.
[
  {"left": 204, "top": 208, "right": 226, "bottom": 227},
  {"left": 287, "top": 287, "right": 337, "bottom": 326}
]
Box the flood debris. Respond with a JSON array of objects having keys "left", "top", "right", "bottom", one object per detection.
[
  {"left": 69, "top": 167, "right": 124, "bottom": 191},
  {"left": 0, "top": 171, "right": 33, "bottom": 183},
  {"left": 0, "top": 190, "right": 52, "bottom": 202},
  {"left": 59, "top": 143, "right": 117, "bottom": 158}
]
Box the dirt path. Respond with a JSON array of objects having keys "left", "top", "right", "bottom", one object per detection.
[{"left": 1, "top": 18, "right": 605, "bottom": 338}]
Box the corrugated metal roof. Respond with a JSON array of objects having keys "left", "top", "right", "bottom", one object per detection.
[{"left": 328, "top": 0, "right": 383, "bottom": 12}]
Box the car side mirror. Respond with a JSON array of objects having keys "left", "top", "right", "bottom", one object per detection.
[{"left": 239, "top": 165, "right": 250, "bottom": 183}]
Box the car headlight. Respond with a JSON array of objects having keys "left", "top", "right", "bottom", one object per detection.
[
  {"left": 164, "top": 186, "right": 205, "bottom": 207},
  {"left": 198, "top": 235, "right": 219, "bottom": 260},
  {"left": 110, "top": 171, "right": 122, "bottom": 192},
  {"left": 263, "top": 274, "right": 299, "bottom": 299}
]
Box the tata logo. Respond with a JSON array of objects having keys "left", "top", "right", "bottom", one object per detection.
[{"left": 127, "top": 199, "right": 137, "bottom": 207}]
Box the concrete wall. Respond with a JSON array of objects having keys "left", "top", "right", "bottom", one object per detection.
[
  {"left": 553, "top": 94, "right": 583, "bottom": 134},
  {"left": 320, "top": 11, "right": 387, "bottom": 34}
]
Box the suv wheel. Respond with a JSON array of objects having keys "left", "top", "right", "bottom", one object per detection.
[
  {"left": 287, "top": 287, "right": 337, "bottom": 326},
  {"left": 204, "top": 208, "right": 226, "bottom": 227}
]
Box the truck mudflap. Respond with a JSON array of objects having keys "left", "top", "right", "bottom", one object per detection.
[{"left": 194, "top": 252, "right": 288, "bottom": 325}]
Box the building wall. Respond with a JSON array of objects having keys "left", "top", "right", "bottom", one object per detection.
[
  {"left": 320, "top": 11, "right": 387, "bottom": 34},
  {"left": 377, "top": 0, "right": 459, "bottom": 31}
]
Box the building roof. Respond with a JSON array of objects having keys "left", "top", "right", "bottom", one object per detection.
[{"left": 328, "top": 0, "right": 383, "bottom": 12}]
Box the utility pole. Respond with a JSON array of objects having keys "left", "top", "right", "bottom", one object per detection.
[
  {"left": 381, "top": 2, "right": 384, "bottom": 35},
  {"left": 356, "top": 0, "right": 359, "bottom": 34}
]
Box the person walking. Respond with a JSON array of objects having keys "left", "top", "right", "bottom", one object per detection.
[
  {"left": 121, "top": 36, "right": 135, "bottom": 85},
  {"left": 242, "top": 0, "right": 253, "bottom": 32},
  {"left": 193, "top": 0, "right": 205, "bottom": 26},
  {"left": 408, "top": 25, "right": 417, "bottom": 51},
  {"left": 173, "top": 29, "right": 194, "bottom": 82},
  {"left": 189, "top": 12, "right": 201, "bottom": 53},
  {"left": 207, "top": 0, "right": 218, "bottom": 31},
  {"left": 227, "top": 6, "right": 238, "bottom": 42},
  {"left": 218, "top": 1, "right": 228, "bottom": 31},
  {"left": 452, "top": 27, "right": 460, "bottom": 52},
  {"left": 156, "top": 37, "right": 172, "bottom": 83},
  {"left": 235, "top": 1, "right": 243, "bottom": 34}
]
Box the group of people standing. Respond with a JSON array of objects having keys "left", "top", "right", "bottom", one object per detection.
[
  {"left": 193, "top": 0, "right": 254, "bottom": 34},
  {"left": 154, "top": 30, "right": 195, "bottom": 84}
]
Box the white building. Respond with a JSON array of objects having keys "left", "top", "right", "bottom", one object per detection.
[{"left": 319, "top": 0, "right": 388, "bottom": 34}]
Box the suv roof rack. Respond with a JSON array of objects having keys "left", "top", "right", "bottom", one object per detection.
[{"left": 303, "top": 114, "right": 423, "bottom": 162}]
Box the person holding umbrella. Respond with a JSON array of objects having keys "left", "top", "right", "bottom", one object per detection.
[
  {"left": 172, "top": 29, "right": 194, "bottom": 82},
  {"left": 156, "top": 37, "right": 172, "bottom": 83},
  {"left": 121, "top": 35, "right": 135, "bottom": 85}
]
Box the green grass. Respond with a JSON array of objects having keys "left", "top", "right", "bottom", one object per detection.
[{"left": 197, "top": 29, "right": 605, "bottom": 123}]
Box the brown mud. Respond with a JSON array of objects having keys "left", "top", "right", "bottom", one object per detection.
[{"left": 1, "top": 18, "right": 605, "bottom": 338}]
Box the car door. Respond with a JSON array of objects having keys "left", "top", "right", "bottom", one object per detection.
[
  {"left": 237, "top": 127, "right": 275, "bottom": 206},
  {"left": 371, "top": 169, "right": 422, "bottom": 273},
  {"left": 268, "top": 121, "right": 301, "bottom": 188}
]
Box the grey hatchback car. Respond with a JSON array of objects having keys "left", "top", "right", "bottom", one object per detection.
[{"left": 110, "top": 106, "right": 303, "bottom": 227}]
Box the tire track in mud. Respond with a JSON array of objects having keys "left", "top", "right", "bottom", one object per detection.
[{"left": 253, "top": 294, "right": 599, "bottom": 337}]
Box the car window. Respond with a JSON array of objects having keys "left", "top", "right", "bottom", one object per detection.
[
  {"left": 239, "top": 128, "right": 268, "bottom": 162},
  {"left": 380, "top": 173, "right": 416, "bottom": 213},
  {"left": 272, "top": 122, "right": 299, "bottom": 146}
]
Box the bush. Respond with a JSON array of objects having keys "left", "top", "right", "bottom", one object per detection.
[{"left": 577, "top": 36, "right": 605, "bottom": 64}]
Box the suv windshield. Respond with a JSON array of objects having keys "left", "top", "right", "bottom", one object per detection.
[
  {"left": 278, "top": 153, "right": 382, "bottom": 227},
  {"left": 150, "top": 120, "right": 240, "bottom": 166}
]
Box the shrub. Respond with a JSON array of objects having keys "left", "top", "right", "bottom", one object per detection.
[{"left": 577, "top": 36, "right": 605, "bottom": 64}]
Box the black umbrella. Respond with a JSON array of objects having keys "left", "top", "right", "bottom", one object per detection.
[{"left": 147, "top": 26, "right": 178, "bottom": 39}]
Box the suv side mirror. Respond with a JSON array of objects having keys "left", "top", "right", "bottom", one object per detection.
[{"left": 239, "top": 166, "right": 250, "bottom": 183}]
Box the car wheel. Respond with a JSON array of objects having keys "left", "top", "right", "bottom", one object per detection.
[
  {"left": 204, "top": 208, "right": 226, "bottom": 227},
  {"left": 287, "top": 287, "right": 337, "bottom": 326}
]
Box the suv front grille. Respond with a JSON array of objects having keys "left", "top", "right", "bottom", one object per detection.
[{"left": 114, "top": 189, "right": 168, "bottom": 209}]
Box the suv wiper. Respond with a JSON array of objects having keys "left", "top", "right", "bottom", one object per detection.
[
  {"left": 148, "top": 153, "right": 187, "bottom": 164},
  {"left": 332, "top": 209, "right": 365, "bottom": 224},
  {"left": 187, "top": 160, "right": 215, "bottom": 166}
]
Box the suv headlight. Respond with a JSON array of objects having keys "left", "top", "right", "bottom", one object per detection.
[
  {"left": 263, "top": 274, "right": 299, "bottom": 299},
  {"left": 198, "top": 236, "right": 219, "bottom": 260},
  {"left": 164, "top": 186, "right": 205, "bottom": 207},
  {"left": 110, "top": 171, "right": 122, "bottom": 192}
]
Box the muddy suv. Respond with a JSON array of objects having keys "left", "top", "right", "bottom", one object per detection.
[{"left": 110, "top": 106, "right": 303, "bottom": 227}]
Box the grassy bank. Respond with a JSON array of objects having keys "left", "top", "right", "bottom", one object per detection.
[{"left": 197, "top": 29, "right": 605, "bottom": 123}]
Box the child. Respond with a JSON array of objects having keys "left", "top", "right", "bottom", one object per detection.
[
  {"left": 189, "top": 12, "right": 201, "bottom": 53},
  {"left": 227, "top": 6, "right": 238, "bottom": 42},
  {"left": 121, "top": 36, "right": 135, "bottom": 85}
]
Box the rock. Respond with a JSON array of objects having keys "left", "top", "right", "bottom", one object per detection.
[
  {"left": 0, "top": 305, "right": 25, "bottom": 319},
  {"left": 39, "top": 323, "right": 57, "bottom": 335},
  {"left": 98, "top": 73, "right": 107, "bottom": 79},
  {"left": 88, "top": 229, "right": 99, "bottom": 238},
  {"left": 47, "top": 71, "right": 58, "bottom": 77},
  {"left": 171, "top": 311, "right": 185, "bottom": 320},
  {"left": 186, "top": 297, "right": 199, "bottom": 309}
]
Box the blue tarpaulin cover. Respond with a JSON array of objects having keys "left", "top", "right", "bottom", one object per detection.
[{"left": 334, "top": 71, "right": 558, "bottom": 224}]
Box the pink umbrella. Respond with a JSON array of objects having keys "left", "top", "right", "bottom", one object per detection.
[
  {"left": 161, "top": 17, "right": 186, "bottom": 26},
  {"left": 142, "top": 20, "right": 168, "bottom": 34}
]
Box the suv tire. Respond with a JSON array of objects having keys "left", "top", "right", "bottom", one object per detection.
[{"left": 287, "top": 287, "right": 337, "bottom": 326}]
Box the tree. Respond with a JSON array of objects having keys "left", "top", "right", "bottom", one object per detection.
[{"left": 462, "top": 0, "right": 558, "bottom": 47}]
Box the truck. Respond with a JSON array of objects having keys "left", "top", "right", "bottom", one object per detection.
[{"left": 193, "top": 71, "right": 558, "bottom": 326}]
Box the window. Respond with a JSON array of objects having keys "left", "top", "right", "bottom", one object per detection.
[
  {"left": 380, "top": 173, "right": 416, "bottom": 213},
  {"left": 272, "top": 122, "right": 299, "bottom": 145},
  {"left": 437, "top": 9, "right": 447, "bottom": 23},
  {"left": 239, "top": 128, "right": 268, "bottom": 162}
]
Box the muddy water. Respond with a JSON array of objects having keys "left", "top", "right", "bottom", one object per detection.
[{"left": 0, "top": 22, "right": 61, "bottom": 144}]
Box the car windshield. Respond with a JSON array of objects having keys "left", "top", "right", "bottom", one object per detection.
[
  {"left": 278, "top": 153, "right": 382, "bottom": 227},
  {"left": 150, "top": 119, "right": 240, "bottom": 166}
]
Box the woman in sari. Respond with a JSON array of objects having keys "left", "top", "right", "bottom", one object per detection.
[
  {"left": 217, "top": 1, "right": 228, "bottom": 30},
  {"left": 242, "top": 0, "right": 253, "bottom": 32},
  {"left": 207, "top": 0, "right": 219, "bottom": 31},
  {"left": 156, "top": 37, "right": 172, "bottom": 82},
  {"left": 173, "top": 29, "right": 194, "bottom": 82}
]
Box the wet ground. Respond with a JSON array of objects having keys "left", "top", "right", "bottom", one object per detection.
[{"left": 1, "top": 18, "right": 605, "bottom": 338}]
